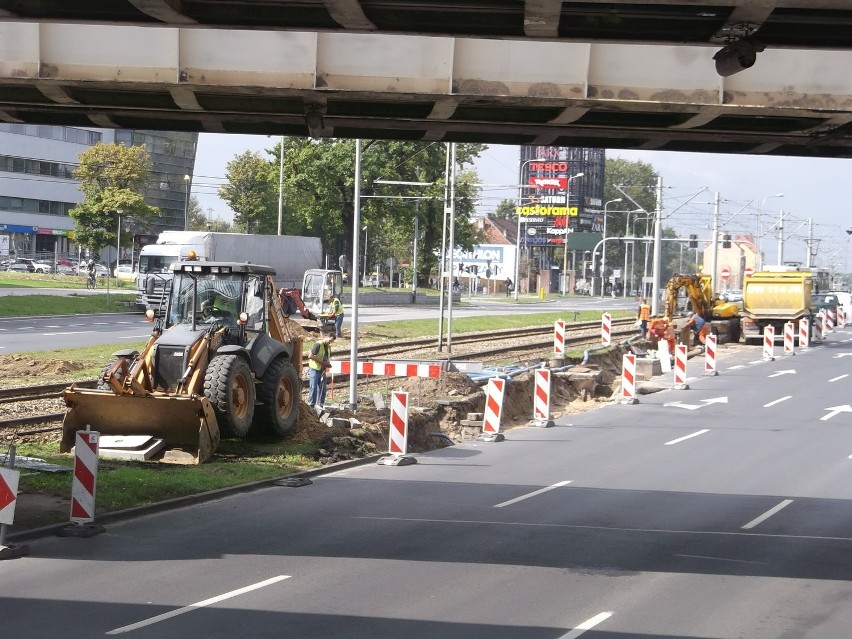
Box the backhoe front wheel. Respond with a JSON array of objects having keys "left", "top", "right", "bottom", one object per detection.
[
  {"left": 204, "top": 354, "right": 255, "bottom": 438},
  {"left": 255, "top": 358, "right": 300, "bottom": 436}
]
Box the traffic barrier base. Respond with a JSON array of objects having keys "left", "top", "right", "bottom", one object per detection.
[
  {"left": 377, "top": 454, "right": 417, "bottom": 466},
  {"left": 56, "top": 521, "right": 106, "bottom": 538}
]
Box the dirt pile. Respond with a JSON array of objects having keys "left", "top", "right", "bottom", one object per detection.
[{"left": 0, "top": 354, "right": 86, "bottom": 379}]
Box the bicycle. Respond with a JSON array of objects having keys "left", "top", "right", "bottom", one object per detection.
[{"left": 86, "top": 272, "right": 97, "bottom": 289}]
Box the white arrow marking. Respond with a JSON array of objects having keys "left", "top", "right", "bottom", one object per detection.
[
  {"left": 768, "top": 370, "right": 796, "bottom": 377},
  {"left": 829, "top": 374, "right": 849, "bottom": 382},
  {"left": 833, "top": 353, "right": 852, "bottom": 358},
  {"left": 764, "top": 396, "right": 792, "bottom": 407},
  {"left": 663, "top": 401, "right": 702, "bottom": 410},
  {"left": 821, "top": 405, "right": 852, "bottom": 421},
  {"left": 701, "top": 396, "right": 728, "bottom": 405}
]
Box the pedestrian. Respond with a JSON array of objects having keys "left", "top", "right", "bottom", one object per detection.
[
  {"left": 637, "top": 297, "right": 651, "bottom": 336},
  {"left": 307, "top": 333, "right": 335, "bottom": 408},
  {"left": 684, "top": 311, "right": 709, "bottom": 348},
  {"left": 504, "top": 276, "right": 513, "bottom": 297},
  {"left": 322, "top": 290, "right": 344, "bottom": 337}
]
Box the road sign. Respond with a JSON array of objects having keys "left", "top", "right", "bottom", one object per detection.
[
  {"left": 744, "top": 267, "right": 754, "bottom": 278},
  {"left": 0, "top": 467, "right": 20, "bottom": 525},
  {"left": 721, "top": 267, "right": 730, "bottom": 281}
]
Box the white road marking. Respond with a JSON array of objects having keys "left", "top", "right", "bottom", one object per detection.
[
  {"left": 728, "top": 365, "right": 746, "bottom": 370},
  {"left": 749, "top": 359, "right": 765, "bottom": 365},
  {"left": 829, "top": 374, "right": 849, "bottom": 382},
  {"left": 117, "top": 335, "right": 152, "bottom": 340},
  {"left": 821, "top": 405, "right": 852, "bottom": 421},
  {"left": 664, "top": 429, "right": 709, "bottom": 446},
  {"left": 42, "top": 331, "right": 94, "bottom": 336},
  {"left": 559, "top": 611, "right": 613, "bottom": 639},
  {"left": 768, "top": 369, "right": 796, "bottom": 377},
  {"left": 494, "top": 481, "right": 572, "bottom": 508},
  {"left": 44, "top": 325, "right": 61, "bottom": 328},
  {"left": 106, "top": 575, "right": 290, "bottom": 635},
  {"left": 764, "top": 396, "right": 791, "bottom": 407},
  {"left": 741, "top": 499, "right": 793, "bottom": 530},
  {"left": 674, "top": 554, "right": 766, "bottom": 565}
]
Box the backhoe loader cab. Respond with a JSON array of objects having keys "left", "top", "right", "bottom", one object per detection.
[
  {"left": 62, "top": 260, "right": 303, "bottom": 464},
  {"left": 279, "top": 268, "right": 343, "bottom": 331}
]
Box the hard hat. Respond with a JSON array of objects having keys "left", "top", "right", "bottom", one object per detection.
[{"left": 686, "top": 311, "right": 694, "bottom": 318}]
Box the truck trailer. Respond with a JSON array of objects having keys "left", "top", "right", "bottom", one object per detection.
[{"left": 135, "top": 231, "right": 322, "bottom": 312}]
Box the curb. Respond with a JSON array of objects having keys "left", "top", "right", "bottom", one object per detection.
[{"left": 7, "top": 454, "right": 382, "bottom": 543}]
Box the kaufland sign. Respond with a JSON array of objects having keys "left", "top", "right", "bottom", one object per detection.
[{"left": 529, "top": 176, "right": 567, "bottom": 189}]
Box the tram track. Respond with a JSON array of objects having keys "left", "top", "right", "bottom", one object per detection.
[{"left": 0, "top": 318, "right": 636, "bottom": 435}]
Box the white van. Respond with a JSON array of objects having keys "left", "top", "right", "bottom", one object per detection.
[{"left": 829, "top": 291, "right": 852, "bottom": 325}]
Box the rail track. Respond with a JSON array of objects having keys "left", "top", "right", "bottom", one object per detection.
[{"left": 0, "top": 318, "right": 637, "bottom": 435}]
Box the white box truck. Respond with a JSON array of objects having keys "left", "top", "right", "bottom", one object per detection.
[{"left": 136, "top": 231, "right": 323, "bottom": 312}]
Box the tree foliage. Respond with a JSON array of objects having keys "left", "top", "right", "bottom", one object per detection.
[
  {"left": 493, "top": 199, "right": 517, "bottom": 220},
  {"left": 69, "top": 143, "right": 158, "bottom": 251},
  {"left": 218, "top": 139, "right": 486, "bottom": 285}
]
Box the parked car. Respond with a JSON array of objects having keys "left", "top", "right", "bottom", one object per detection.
[
  {"left": 5, "top": 262, "right": 32, "bottom": 273},
  {"left": 9, "top": 258, "right": 52, "bottom": 273},
  {"left": 75, "top": 263, "right": 110, "bottom": 277},
  {"left": 114, "top": 265, "right": 135, "bottom": 281},
  {"left": 722, "top": 289, "right": 743, "bottom": 302}
]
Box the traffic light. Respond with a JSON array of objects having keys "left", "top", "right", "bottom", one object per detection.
[
  {"left": 689, "top": 234, "right": 698, "bottom": 249},
  {"left": 458, "top": 263, "right": 464, "bottom": 273},
  {"left": 722, "top": 234, "right": 732, "bottom": 249}
]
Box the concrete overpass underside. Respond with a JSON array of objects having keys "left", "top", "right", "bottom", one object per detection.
[{"left": 0, "top": 2, "right": 851, "bottom": 157}]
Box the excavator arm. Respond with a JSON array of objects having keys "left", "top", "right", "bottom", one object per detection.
[{"left": 665, "top": 274, "right": 712, "bottom": 319}]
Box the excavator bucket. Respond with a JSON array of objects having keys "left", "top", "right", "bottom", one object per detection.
[{"left": 61, "top": 386, "right": 220, "bottom": 465}]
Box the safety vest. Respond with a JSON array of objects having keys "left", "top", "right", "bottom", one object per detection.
[
  {"left": 638, "top": 304, "right": 651, "bottom": 321},
  {"left": 330, "top": 297, "right": 343, "bottom": 317},
  {"left": 308, "top": 342, "right": 330, "bottom": 371}
]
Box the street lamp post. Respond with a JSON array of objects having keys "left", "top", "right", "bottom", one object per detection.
[
  {"left": 514, "top": 157, "right": 546, "bottom": 300},
  {"left": 597, "top": 198, "right": 622, "bottom": 296},
  {"left": 183, "top": 174, "right": 190, "bottom": 231},
  {"left": 561, "top": 172, "right": 584, "bottom": 296},
  {"left": 276, "top": 136, "right": 285, "bottom": 235},
  {"left": 362, "top": 225, "right": 368, "bottom": 284},
  {"left": 757, "top": 193, "right": 783, "bottom": 270}
]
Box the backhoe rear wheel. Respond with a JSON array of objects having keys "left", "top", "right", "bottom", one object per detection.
[
  {"left": 204, "top": 354, "right": 255, "bottom": 438},
  {"left": 255, "top": 358, "right": 300, "bottom": 436}
]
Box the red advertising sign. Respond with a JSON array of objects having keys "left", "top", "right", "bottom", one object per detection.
[{"left": 529, "top": 176, "right": 567, "bottom": 189}]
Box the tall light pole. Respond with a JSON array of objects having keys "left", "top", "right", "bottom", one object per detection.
[
  {"left": 362, "top": 225, "right": 368, "bottom": 283},
  {"left": 757, "top": 193, "right": 783, "bottom": 270},
  {"left": 276, "top": 136, "right": 285, "bottom": 235},
  {"left": 514, "top": 157, "right": 546, "bottom": 300},
  {"left": 561, "top": 172, "right": 584, "bottom": 296},
  {"left": 597, "top": 198, "right": 622, "bottom": 296},
  {"left": 183, "top": 174, "right": 190, "bottom": 231}
]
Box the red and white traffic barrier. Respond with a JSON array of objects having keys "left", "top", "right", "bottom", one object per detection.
[
  {"left": 673, "top": 345, "right": 689, "bottom": 390},
  {"left": 839, "top": 305, "right": 847, "bottom": 327},
  {"left": 814, "top": 313, "right": 824, "bottom": 342},
  {"left": 532, "top": 368, "right": 554, "bottom": 427},
  {"left": 57, "top": 430, "right": 105, "bottom": 537},
  {"left": 783, "top": 321, "right": 796, "bottom": 356},
  {"left": 799, "top": 318, "right": 810, "bottom": 348},
  {"left": 763, "top": 326, "right": 775, "bottom": 361},
  {"left": 826, "top": 307, "right": 835, "bottom": 333},
  {"left": 620, "top": 354, "right": 638, "bottom": 404},
  {"left": 553, "top": 320, "right": 565, "bottom": 356},
  {"left": 330, "top": 359, "right": 444, "bottom": 378},
  {"left": 377, "top": 391, "right": 416, "bottom": 466},
  {"left": 704, "top": 334, "right": 718, "bottom": 376},
  {"left": 478, "top": 378, "right": 506, "bottom": 441},
  {"left": 601, "top": 313, "right": 612, "bottom": 346}
]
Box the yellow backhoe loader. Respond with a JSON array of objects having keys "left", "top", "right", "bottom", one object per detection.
[
  {"left": 61, "top": 259, "right": 304, "bottom": 464},
  {"left": 664, "top": 273, "right": 741, "bottom": 343}
]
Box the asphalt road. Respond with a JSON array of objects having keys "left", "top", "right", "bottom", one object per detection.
[
  {"left": 0, "top": 293, "right": 635, "bottom": 355},
  {"left": 2, "top": 328, "right": 851, "bottom": 638}
]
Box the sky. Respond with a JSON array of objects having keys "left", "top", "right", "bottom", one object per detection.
[{"left": 194, "top": 134, "right": 852, "bottom": 270}]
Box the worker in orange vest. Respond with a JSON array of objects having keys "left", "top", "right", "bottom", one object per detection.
[{"left": 637, "top": 298, "right": 651, "bottom": 336}]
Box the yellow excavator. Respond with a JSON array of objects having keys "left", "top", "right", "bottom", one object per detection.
[
  {"left": 664, "top": 274, "right": 741, "bottom": 343},
  {"left": 61, "top": 258, "right": 304, "bottom": 464}
]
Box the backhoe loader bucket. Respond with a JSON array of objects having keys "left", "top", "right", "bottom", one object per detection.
[{"left": 61, "top": 386, "right": 220, "bottom": 465}]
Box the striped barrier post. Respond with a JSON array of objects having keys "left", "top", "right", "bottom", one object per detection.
[
  {"left": 620, "top": 354, "right": 638, "bottom": 405},
  {"left": 601, "top": 313, "right": 612, "bottom": 346},
  {"left": 826, "top": 307, "right": 835, "bottom": 333},
  {"left": 57, "top": 429, "right": 105, "bottom": 537},
  {"left": 799, "top": 318, "right": 810, "bottom": 349},
  {"left": 377, "top": 391, "right": 416, "bottom": 466},
  {"left": 783, "top": 321, "right": 796, "bottom": 356},
  {"left": 814, "top": 312, "right": 824, "bottom": 342},
  {"left": 673, "top": 345, "right": 689, "bottom": 390},
  {"left": 553, "top": 320, "right": 565, "bottom": 357},
  {"left": 704, "top": 334, "right": 718, "bottom": 376},
  {"left": 840, "top": 305, "right": 847, "bottom": 327},
  {"left": 532, "top": 368, "right": 554, "bottom": 427},
  {"left": 763, "top": 326, "right": 775, "bottom": 361},
  {"left": 0, "top": 445, "right": 28, "bottom": 559},
  {"left": 477, "top": 378, "right": 506, "bottom": 442}
]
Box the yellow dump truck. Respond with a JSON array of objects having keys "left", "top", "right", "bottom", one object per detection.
[
  {"left": 740, "top": 270, "right": 813, "bottom": 344},
  {"left": 61, "top": 259, "right": 304, "bottom": 464}
]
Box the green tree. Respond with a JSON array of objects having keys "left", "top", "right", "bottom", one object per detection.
[
  {"left": 219, "top": 139, "right": 486, "bottom": 286},
  {"left": 217, "top": 151, "right": 277, "bottom": 234},
  {"left": 186, "top": 195, "right": 207, "bottom": 231},
  {"left": 493, "top": 199, "right": 517, "bottom": 220},
  {"left": 70, "top": 143, "right": 159, "bottom": 253}
]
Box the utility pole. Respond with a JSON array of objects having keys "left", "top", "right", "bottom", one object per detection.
[
  {"left": 709, "top": 192, "right": 720, "bottom": 296},
  {"left": 650, "top": 176, "right": 664, "bottom": 315}
]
